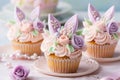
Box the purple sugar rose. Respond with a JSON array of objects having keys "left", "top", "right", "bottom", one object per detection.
[
  {"left": 103, "top": 6, "right": 114, "bottom": 21},
  {"left": 71, "top": 34, "right": 84, "bottom": 49},
  {"left": 30, "top": 6, "right": 40, "bottom": 21},
  {"left": 88, "top": 4, "right": 101, "bottom": 22},
  {"left": 107, "top": 22, "right": 118, "bottom": 34},
  {"left": 48, "top": 14, "right": 61, "bottom": 34},
  {"left": 64, "top": 14, "right": 78, "bottom": 34},
  {"left": 11, "top": 65, "right": 30, "bottom": 80},
  {"left": 15, "top": 7, "right": 25, "bottom": 22},
  {"left": 33, "top": 18, "right": 44, "bottom": 32}
]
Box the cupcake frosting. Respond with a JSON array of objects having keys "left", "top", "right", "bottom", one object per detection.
[
  {"left": 83, "top": 4, "right": 119, "bottom": 45},
  {"left": 7, "top": 7, "right": 44, "bottom": 43},
  {"left": 41, "top": 14, "right": 85, "bottom": 58}
]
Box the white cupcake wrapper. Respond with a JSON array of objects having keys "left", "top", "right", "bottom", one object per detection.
[
  {"left": 46, "top": 55, "right": 82, "bottom": 73},
  {"left": 86, "top": 43, "right": 117, "bottom": 58},
  {"left": 12, "top": 41, "right": 42, "bottom": 55}
]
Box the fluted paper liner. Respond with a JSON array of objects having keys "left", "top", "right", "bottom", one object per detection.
[
  {"left": 46, "top": 53, "right": 82, "bottom": 73},
  {"left": 86, "top": 42, "right": 117, "bottom": 58},
  {"left": 12, "top": 41, "right": 42, "bottom": 55}
]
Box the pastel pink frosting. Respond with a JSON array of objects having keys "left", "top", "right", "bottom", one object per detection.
[
  {"left": 83, "top": 20, "right": 118, "bottom": 45},
  {"left": 7, "top": 20, "right": 43, "bottom": 43}
]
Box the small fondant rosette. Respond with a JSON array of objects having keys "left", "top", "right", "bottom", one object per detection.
[
  {"left": 83, "top": 4, "right": 120, "bottom": 58},
  {"left": 7, "top": 7, "right": 44, "bottom": 55},
  {"left": 41, "top": 14, "right": 85, "bottom": 73}
]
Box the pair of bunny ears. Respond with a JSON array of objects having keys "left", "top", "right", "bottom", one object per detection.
[
  {"left": 14, "top": 6, "right": 40, "bottom": 22},
  {"left": 48, "top": 14, "right": 79, "bottom": 35},
  {"left": 88, "top": 3, "right": 114, "bottom": 22}
]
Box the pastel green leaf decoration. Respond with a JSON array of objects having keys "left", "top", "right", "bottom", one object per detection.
[
  {"left": 16, "top": 31, "right": 21, "bottom": 37},
  {"left": 49, "top": 47, "right": 55, "bottom": 53},
  {"left": 32, "top": 30, "right": 39, "bottom": 36},
  {"left": 66, "top": 44, "right": 75, "bottom": 53},
  {"left": 43, "top": 28, "right": 49, "bottom": 34},
  {"left": 9, "top": 20, "right": 16, "bottom": 24},
  {"left": 76, "top": 29, "right": 83, "bottom": 35},
  {"left": 113, "top": 33, "right": 119, "bottom": 40},
  {"left": 54, "top": 41, "right": 58, "bottom": 46},
  {"left": 60, "top": 26, "right": 64, "bottom": 31},
  {"left": 68, "top": 33, "right": 72, "bottom": 38},
  {"left": 82, "top": 28, "right": 88, "bottom": 35},
  {"left": 84, "top": 18, "right": 92, "bottom": 25}
]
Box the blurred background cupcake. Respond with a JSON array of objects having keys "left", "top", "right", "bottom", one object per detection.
[
  {"left": 10, "top": 0, "right": 58, "bottom": 15},
  {"left": 34, "top": 0, "right": 58, "bottom": 14}
]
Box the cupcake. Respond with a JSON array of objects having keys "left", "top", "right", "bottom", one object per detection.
[
  {"left": 34, "top": 0, "right": 58, "bottom": 14},
  {"left": 83, "top": 4, "right": 119, "bottom": 58},
  {"left": 41, "top": 14, "right": 85, "bottom": 73},
  {"left": 11, "top": 0, "right": 34, "bottom": 11},
  {"left": 11, "top": 0, "right": 59, "bottom": 18},
  {"left": 7, "top": 7, "right": 44, "bottom": 56}
]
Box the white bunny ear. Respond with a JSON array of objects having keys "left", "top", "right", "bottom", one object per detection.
[
  {"left": 14, "top": 7, "right": 25, "bottom": 22},
  {"left": 48, "top": 14, "right": 61, "bottom": 34},
  {"left": 64, "top": 14, "right": 78, "bottom": 34},
  {"left": 88, "top": 3, "right": 101, "bottom": 22},
  {"left": 30, "top": 6, "right": 40, "bottom": 21},
  {"left": 103, "top": 6, "right": 114, "bottom": 21}
]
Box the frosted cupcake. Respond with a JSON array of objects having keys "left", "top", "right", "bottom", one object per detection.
[
  {"left": 34, "top": 0, "right": 58, "bottom": 14},
  {"left": 83, "top": 4, "right": 119, "bottom": 58},
  {"left": 11, "top": 0, "right": 34, "bottom": 11},
  {"left": 11, "top": 0, "right": 58, "bottom": 14},
  {"left": 7, "top": 7, "right": 44, "bottom": 56},
  {"left": 41, "top": 14, "right": 85, "bottom": 73}
]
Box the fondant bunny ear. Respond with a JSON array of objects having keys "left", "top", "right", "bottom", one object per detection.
[
  {"left": 14, "top": 7, "right": 25, "bottom": 22},
  {"left": 103, "top": 6, "right": 114, "bottom": 21},
  {"left": 88, "top": 4, "right": 101, "bottom": 22},
  {"left": 64, "top": 14, "right": 78, "bottom": 34},
  {"left": 30, "top": 6, "right": 40, "bottom": 21},
  {"left": 48, "top": 14, "right": 61, "bottom": 34}
]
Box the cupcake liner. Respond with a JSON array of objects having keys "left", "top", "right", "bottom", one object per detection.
[
  {"left": 46, "top": 53, "right": 82, "bottom": 73},
  {"left": 12, "top": 41, "right": 42, "bottom": 56},
  {"left": 86, "top": 42, "right": 117, "bottom": 58}
]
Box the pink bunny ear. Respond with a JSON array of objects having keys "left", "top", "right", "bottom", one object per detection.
[
  {"left": 103, "top": 6, "right": 114, "bottom": 21},
  {"left": 48, "top": 14, "right": 61, "bottom": 34},
  {"left": 64, "top": 14, "right": 78, "bottom": 34},
  {"left": 88, "top": 4, "right": 101, "bottom": 22},
  {"left": 30, "top": 6, "right": 40, "bottom": 21},
  {"left": 14, "top": 7, "right": 25, "bottom": 22}
]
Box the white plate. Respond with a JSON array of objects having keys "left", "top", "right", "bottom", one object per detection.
[
  {"left": 83, "top": 44, "right": 120, "bottom": 63},
  {"left": 2, "top": 2, "right": 72, "bottom": 18},
  {"left": 33, "top": 56, "right": 99, "bottom": 77}
]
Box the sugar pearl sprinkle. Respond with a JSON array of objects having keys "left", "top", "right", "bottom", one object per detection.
[{"left": 9, "top": 50, "right": 40, "bottom": 60}]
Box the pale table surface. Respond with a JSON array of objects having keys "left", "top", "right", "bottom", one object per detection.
[{"left": 0, "top": 10, "right": 120, "bottom": 80}]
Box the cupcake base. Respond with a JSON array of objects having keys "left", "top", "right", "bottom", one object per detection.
[
  {"left": 12, "top": 40, "right": 42, "bottom": 56},
  {"left": 46, "top": 53, "right": 82, "bottom": 73},
  {"left": 86, "top": 42, "right": 117, "bottom": 58}
]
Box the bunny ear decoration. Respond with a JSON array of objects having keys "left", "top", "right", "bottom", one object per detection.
[
  {"left": 48, "top": 14, "right": 61, "bottom": 34},
  {"left": 30, "top": 6, "right": 40, "bottom": 21},
  {"left": 88, "top": 4, "right": 101, "bottom": 22},
  {"left": 63, "top": 14, "right": 78, "bottom": 35},
  {"left": 14, "top": 7, "right": 25, "bottom": 22},
  {"left": 103, "top": 6, "right": 114, "bottom": 21}
]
